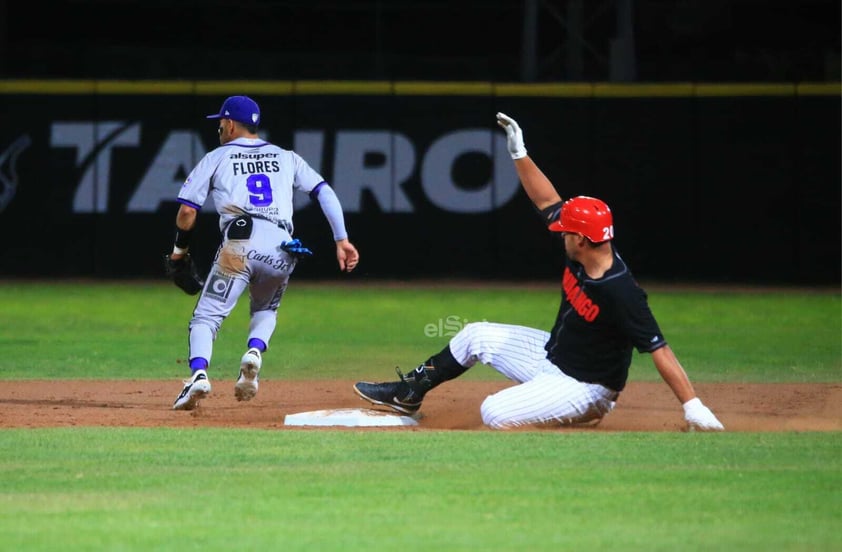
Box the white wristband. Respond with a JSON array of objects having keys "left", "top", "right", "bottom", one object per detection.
[{"left": 172, "top": 245, "right": 188, "bottom": 255}]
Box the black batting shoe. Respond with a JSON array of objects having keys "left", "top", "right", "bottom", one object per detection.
[{"left": 353, "top": 367, "right": 430, "bottom": 415}]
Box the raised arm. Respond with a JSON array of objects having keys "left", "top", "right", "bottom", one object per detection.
[{"left": 496, "top": 112, "right": 562, "bottom": 211}]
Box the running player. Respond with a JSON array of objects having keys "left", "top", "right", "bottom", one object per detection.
[
  {"left": 171, "top": 95, "right": 359, "bottom": 410},
  {"left": 353, "top": 112, "right": 723, "bottom": 431}
]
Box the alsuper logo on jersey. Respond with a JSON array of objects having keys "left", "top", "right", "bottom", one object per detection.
[{"left": 562, "top": 267, "right": 600, "bottom": 322}]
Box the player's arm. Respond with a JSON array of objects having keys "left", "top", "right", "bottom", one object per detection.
[
  {"left": 622, "top": 295, "right": 722, "bottom": 431},
  {"left": 496, "top": 112, "right": 562, "bottom": 211},
  {"left": 651, "top": 345, "right": 724, "bottom": 431},
  {"left": 651, "top": 345, "right": 696, "bottom": 403},
  {"left": 310, "top": 182, "right": 360, "bottom": 272},
  {"left": 172, "top": 203, "right": 198, "bottom": 260},
  {"left": 162, "top": 202, "right": 204, "bottom": 295}
]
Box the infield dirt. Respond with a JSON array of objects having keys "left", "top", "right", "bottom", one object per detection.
[{"left": 1, "top": 380, "right": 839, "bottom": 432}]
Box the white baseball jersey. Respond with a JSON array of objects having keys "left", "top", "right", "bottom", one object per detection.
[{"left": 177, "top": 137, "right": 325, "bottom": 234}]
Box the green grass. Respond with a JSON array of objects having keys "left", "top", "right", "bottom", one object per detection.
[
  {"left": 0, "top": 280, "right": 839, "bottom": 551},
  {"left": 0, "top": 281, "right": 839, "bottom": 382},
  {"left": 1, "top": 429, "right": 839, "bottom": 551},
  {"left": 638, "top": 290, "right": 841, "bottom": 382}
]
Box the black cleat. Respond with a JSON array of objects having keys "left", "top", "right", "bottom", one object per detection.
[{"left": 353, "top": 367, "right": 429, "bottom": 415}]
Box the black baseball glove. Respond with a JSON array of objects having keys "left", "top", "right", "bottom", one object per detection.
[{"left": 163, "top": 253, "right": 204, "bottom": 295}]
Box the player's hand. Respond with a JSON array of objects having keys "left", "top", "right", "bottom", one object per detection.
[
  {"left": 496, "top": 112, "right": 527, "bottom": 160},
  {"left": 682, "top": 398, "right": 724, "bottom": 431},
  {"left": 336, "top": 239, "right": 359, "bottom": 272},
  {"left": 280, "top": 239, "right": 313, "bottom": 259}
]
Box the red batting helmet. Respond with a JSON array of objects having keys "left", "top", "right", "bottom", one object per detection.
[{"left": 548, "top": 196, "right": 614, "bottom": 243}]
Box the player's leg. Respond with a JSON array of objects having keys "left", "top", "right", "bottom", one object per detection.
[
  {"left": 354, "top": 322, "right": 549, "bottom": 415},
  {"left": 232, "top": 277, "right": 288, "bottom": 401},
  {"left": 243, "top": 222, "right": 296, "bottom": 349},
  {"left": 244, "top": 278, "right": 288, "bottom": 350},
  {"left": 189, "top": 271, "right": 250, "bottom": 365},
  {"left": 407, "top": 321, "right": 551, "bottom": 391},
  {"left": 479, "top": 362, "right": 617, "bottom": 429},
  {"left": 234, "top": 225, "right": 296, "bottom": 401},
  {"left": 173, "top": 243, "right": 250, "bottom": 410},
  {"left": 448, "top": 322, "right": 551, "bottom": 382}
]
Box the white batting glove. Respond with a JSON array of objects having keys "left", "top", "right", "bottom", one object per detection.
[
  {"left": 496, "top": 112, "right": 527, "bottom": 159},
  {"left": 682, "top": 398, "right": 724, "bottom": 432}
]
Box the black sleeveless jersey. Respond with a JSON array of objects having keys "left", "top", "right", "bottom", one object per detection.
[{"left": 545, "top": 249, "right": 667, "bottom": 392}]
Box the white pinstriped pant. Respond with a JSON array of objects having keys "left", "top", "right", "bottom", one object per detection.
[{"left": 449, "top": 322, "right": 618, "bottom": 429}]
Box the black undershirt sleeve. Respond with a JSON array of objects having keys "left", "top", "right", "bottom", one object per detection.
[{"left": 537, "top": 201, "right": 564, "bottom": 226}]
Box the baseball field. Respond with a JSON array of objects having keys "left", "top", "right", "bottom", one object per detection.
[{"left": 0, "top": 280, "right": 839, "bottom": 550}]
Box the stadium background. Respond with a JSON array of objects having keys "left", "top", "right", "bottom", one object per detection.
[{"left": 1, "top": 0, "right": 839, "bottom": 285}]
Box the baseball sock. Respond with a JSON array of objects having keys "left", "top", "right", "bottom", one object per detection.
[
  {"left": 404, "top": 345, "right": 468, "bottom": 394},
  {"left": 189, "top": 357, "right": 209, "bottom": 373},
  {"left": 247, "top": 338, "right": 267, "bottom": 352}
]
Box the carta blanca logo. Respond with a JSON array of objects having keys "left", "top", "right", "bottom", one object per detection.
[{"left": 424, "top": 315, "right": 486, "bottom": 338}]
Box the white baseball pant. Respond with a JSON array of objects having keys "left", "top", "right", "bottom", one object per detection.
[{"left": 448, "top": 322, "right": 617, "bottom": 429}]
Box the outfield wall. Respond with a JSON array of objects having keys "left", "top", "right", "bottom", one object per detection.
[{"left": 0, "top": 80, "right": 839, "bottom": 284}]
